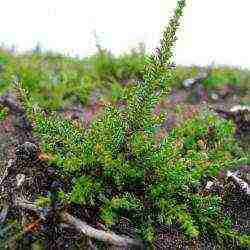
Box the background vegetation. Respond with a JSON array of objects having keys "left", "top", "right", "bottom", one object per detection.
[{"left": 1, "top": 43, "right": 250, "bottom": 111}]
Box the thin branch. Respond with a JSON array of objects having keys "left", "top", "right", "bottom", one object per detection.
[
  {"left": 0, "top": 159, "right": 14, "bottom": 185},
  {"left": 16, "top": 174, "right": 26, "bottom": 188},
  {"left": 14, "top": 198, "right": 143, "bottom": 247},
  {"left": 61, "top": 212, "right": 143, "bottom": 247},
  {"left": 230, "top": 105, "right": 250, "bottom": 113},
  {"left": 15, "top": 197, "right": 46, "bottom": 220},
  {"left": 227, "top": 171, "right": 249, "bottom": 194},
  {"left": 0, "top": 203, "right": 9, "bottom": 223}
]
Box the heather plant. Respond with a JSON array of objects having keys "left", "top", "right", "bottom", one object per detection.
[
  {"left": 87, "top": 33, "right": 146, "bottom": 84},
  {"left": 113, "top": 42, "right": 146, "bottom": 81},
  {"left": 13, "top": 0, "right": 249, "bottom": 247},
  {"left": 203, "top": 66, "right": 242, "bottom": 89},
  {"left": 87, "top": 47, "right": 117, "bottom": 84}
]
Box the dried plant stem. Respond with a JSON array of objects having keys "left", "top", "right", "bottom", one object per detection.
[
  {"left": 14, "top": 198, "right": 143, "bottom": 248},
  {"left": 61, "top": 212, "right": 143, "bottom": 247},
  {"left": 227, "top": 171, "right": 249, "bottom": 194}
]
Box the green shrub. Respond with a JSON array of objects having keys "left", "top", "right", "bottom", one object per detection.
[
  {"left": 203, "top": 66, "right": 246, "bottom": 89},
  {"left": 0, "top": 50, "right": 95, "bottom": 110},
  {"left": 18, "top": 0, "right": 249, "bottom": 247}
]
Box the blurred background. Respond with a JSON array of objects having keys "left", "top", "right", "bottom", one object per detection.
[{"left": 0, "top": 0, "right": 249, "bottom": 68}]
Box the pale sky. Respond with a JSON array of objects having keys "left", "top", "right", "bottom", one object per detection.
[{"left": 0, "top": 0, "right": 250, "bottom": 68}]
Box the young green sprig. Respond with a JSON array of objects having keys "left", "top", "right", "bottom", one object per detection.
[{"left": 125, "top": 0, "right": 186, "bottom": 131}]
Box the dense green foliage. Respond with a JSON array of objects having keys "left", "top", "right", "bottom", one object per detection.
[
  {"left": 0, "top": 43, "right": 147, "bottom": 111},
  {"left": 4, "top": 0, "right": 249, "bottom": 247},
  {"left": 1, "top": 40, "right": 250, "bottom": 111}
]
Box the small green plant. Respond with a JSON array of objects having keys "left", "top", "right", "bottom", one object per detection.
[
  {"left": 35, "top": 195, "right": 52, "bottom": 208},
  {"left": 18, "top": 0, "right": 249, "bottom": 247},
  {"left": 203, "top": 66, "right": 245, "bottom": 89},
  {"left": 0, "top": 106, "right": 8, "bottom": 121}
]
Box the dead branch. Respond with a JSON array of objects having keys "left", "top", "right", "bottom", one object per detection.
[
  {"left": 14, "top": 198, "right": 143, "bottom": 248},
  {"left": 0, "top": 203, "right": 9, "bottom": 223},
  {"left": 0, "top": 159, "right": 14, "bottom": 185},
  {"left": 226, "top": 171, "right": 249, "bottom": 194},
  {"left": 14, "top": 197, "right": 46, "bottom": 220},
  {"left": 60, "top": 212, "right": 143, "bottom": 247},
  {"left": 230, "top": 105, "right": 250, "bottom": 113},
  {"left": 16, "top": 174, "right": 26, "bottom": 188}
]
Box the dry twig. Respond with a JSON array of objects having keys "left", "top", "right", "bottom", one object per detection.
[
  {"left": 14, "top": 198, "right": 143, "bottom": 248},
  {"left": 61, "top": 212, "right": 143, "bottom": 248},
  {"left": 226, "top": 171, "right": 249, "bottom": 194}
]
